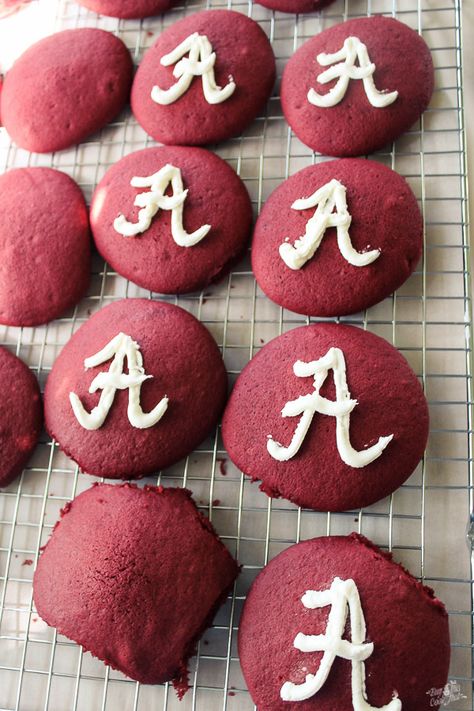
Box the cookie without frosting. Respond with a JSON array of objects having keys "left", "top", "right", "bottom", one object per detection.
[
  {"left": 0, "top": 347, "right": 43, "bottom": 488},
  {"left": 0, "top": 168, "right": 90, "bottom": 326},
  {"left": 34, "top": 484, "right": 239, "bottom": 692},
  {"left": 75, "top": 0, "right": 172, "bottom": 18},
  {"left": 256, "top": 0, "right": 335, "bottom": 13},
  {"left": 1, "top": 28, "right": 133, "bottom": 153}
]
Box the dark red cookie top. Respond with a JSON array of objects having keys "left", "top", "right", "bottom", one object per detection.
[
  {"left": 256, "top": 0, "right": 335, "bottom": 13},
  {"left": 222, "top": 323, "right": 429, "bottom": 511},
  {"left": 44, "top": 298, "right": 227, "bottom": 479},
  {"left": 131, "top": 10, "right": 276, "bottom": 146},
  {"left": 1, "top": 28, "right": 133, "bottom": 153},
  {"left": 251, "top": 158, "right": 422, "bottom": 317},
  {"left": 239, "top": 533, "right": 450, "bottom": 711},
  {"left": 0, "top": 168, "right": 90, "bottom": 327},
  {"left": 281, "top": 16, "right": 434, "bottom": 157},
  {"left": 0, "top": 346, "right": 43, "bottom": 488},
  {"left": 75, "top": 0, "right": 172, "bottom": 18},
  {"left": 34, "top": 483, "right": 239, "bottom": 689},
  {"left": 91, "top": 146, "right": 252, "bottom": 294}
]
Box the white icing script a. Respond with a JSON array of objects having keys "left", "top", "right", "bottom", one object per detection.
[
  {"left": 267, "top": 347, "right": 393, "bottom": 467},
  {"left": 279, "top": 178, "right": 380, "bottom": 270},
  {"left": 114, "top": 164, "right": 211, "bottom": 245},
  {"left": 70, "top": 332, "right": 169, "bottom": 431},
  {"left": 308, "top": 36, "right": 399, "bottom": 109},
  {"left": 151, "top": 32, "right": 236, "bottom": 106},
  {"left": 280, "top": 577, "right": 402, "bottom": 710}
]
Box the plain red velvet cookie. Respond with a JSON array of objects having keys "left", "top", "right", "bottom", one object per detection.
[
  {"left": 251, "top": 158, "right": 422, "bottom": 316},
  {"left": 1, "top": 29, "right": 133, "bottom": 153},
  {"left": 0, "top": 347, "right": 43, "bottom": 488},
  {"left": 44, "top": 298, "right": 227, "bottom": 479},
  {"left": 239, "top": 533, "right": 450, "bottom": 711},
  {"left": 281, "top": 16, "right": 434, "bottom": 156},
  {"left": 131, "top": 10, "right": 276, "bottom": 145},
  {"left": 91, "top": 146, "right": 252, "bottom": 294},
  {"left": 256, "top": 0, "right": 335, "bottom": 13},
  {"left": 34, "top": 484, "right": 239, "bottom": 691},
  {"left": 0, "top": 168, "right": 90, "bottom": 326},
  {"left": 75, "top": 0, "right": 172, "bottom": 18},
  {"left": 222, "top": 323, "right": 428, "bottom": 511}
]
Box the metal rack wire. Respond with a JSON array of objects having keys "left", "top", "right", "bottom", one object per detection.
[{"left": 0, "top": 0, "right": 472, "bottom": 709}]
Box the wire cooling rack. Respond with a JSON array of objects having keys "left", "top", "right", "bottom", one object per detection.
[{"left": 0, "top": 0, "right": 472, "bottom": 709}]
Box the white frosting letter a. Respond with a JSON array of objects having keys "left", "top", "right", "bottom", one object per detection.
[
  {"left": 267, "top": 347, "right": 393, "bottom": 467},
  {"left": 280, "top": 577, "right": 401, "bottom": 710},
  {"left": 151, "top": 32, "right": 236, "bottom": 106},
  {"left": 308, "top": 36, "right": 398, "bottom": 109},
  {"left": 114, "top": 163, "right": 211, "bottom": 244},
  {"left": 70, "top": 332, "right": 169, "bottom": 431},
  {"left": 279, "top": 178, "right": 380, "bottom": 270}
]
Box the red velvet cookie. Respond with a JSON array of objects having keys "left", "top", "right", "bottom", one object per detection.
[
  {"left": 1, "top": 29, "right": 133, "bottom": 153},
  {"left": 281, "top": 16, "right": 434, "bottom": 157},
  {"left": 222, "top": 323, "right": 428, "bottom": 511},
  {"left": 75, "top": 0, "right": 171, "bottom": 18},
  {"left": 44, "top": 298, "right": 227, "bottom": 479},
  {"left": 131, "top": 10, "right": 276, "bottom": 146},
  {"left": 251, "top": 158, "right": 422, "bottom": 317},
  {"left": 34, "top": 483, "right": 239, "bottom": 691},
  {"left": 239, "top": 533, "right": 450, "bottom": 711},
  {"left": 256, "top": 0, "right": 335, "bottom": 13},
  {"left": 0, "top": 168, "right": 90, "bottom": 326},
  {"left": 0, "top": 347, "right": 43, "bottom": 488},
  {"left": 91, "top": 146, "right": 252, "bottom": 294}
]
